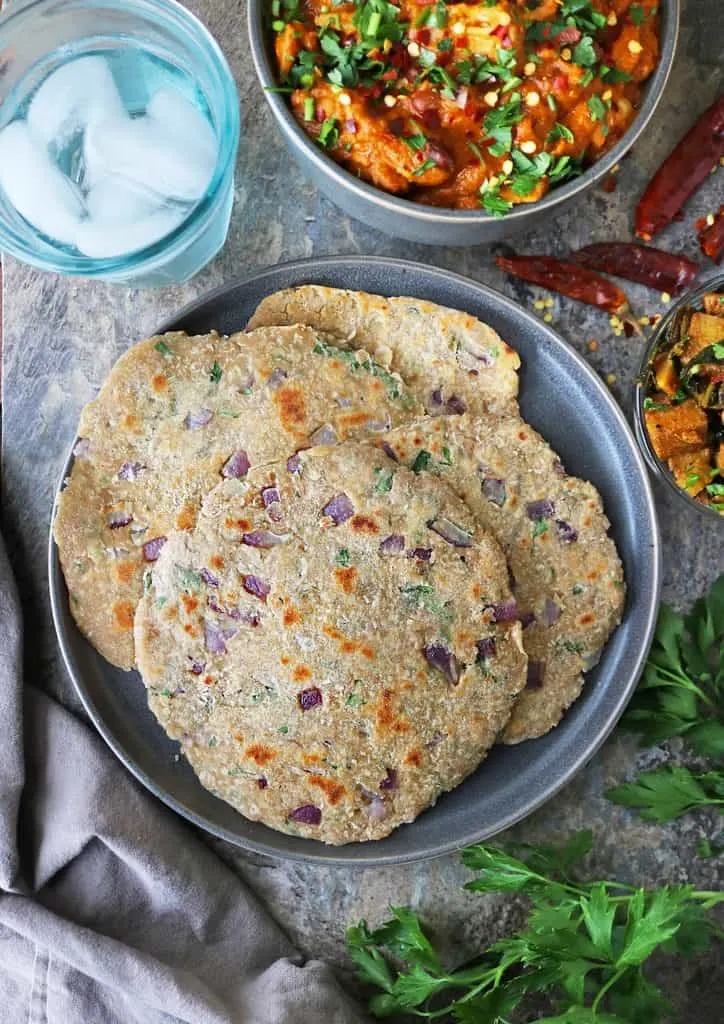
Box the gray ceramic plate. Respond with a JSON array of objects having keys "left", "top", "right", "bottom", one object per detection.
[{"left": 49, "top": 257, "right": 661, "bottom": 865}]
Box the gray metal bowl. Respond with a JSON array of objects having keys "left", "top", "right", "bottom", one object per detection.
[
  {"left": 248, "top": 2, "right": 679, "bottom": 245},
  {"left": 633, "top": 269, "right": 724, "bottom": 523},
  {"left": 49, "top": 256, "right": 661, "bottom": 865}
]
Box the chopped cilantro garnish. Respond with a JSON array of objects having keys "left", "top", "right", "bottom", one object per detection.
[
  {"left": 411, "top": 449, "right": 432, "bottom": 474},
  {"left": 209, "top": 361, "right": 222, "bottom": 383},
  {"left": 546, "top": 122, "right": 575, "bottom": 145},
  {"left": 483, "top": 94, "right": 523, "bottom": 156},
  {"left": 712, "top": 343, "right": 724, "bottom": 359},
  {"left": 278, "top": 725, "right": 289, "bottom": 734},
  {"left": 706, "top": 483, "right": 724, "bottom": 496},
  {"left": 572, "top": 583, "right": 585, "bottom": 595},
  {"left": 374, "top": 467, "right": 394, "bottom": 492},
  {"left": 572, "top": 36, "right": 597, "bottom": 68},
  {"left": 303, "top": 96, "right": 315, "bottom": 121},
  {"left": 207, "top": 736, "right": 218, "bottom": 747},
  {"left": 437, "top": 36, "right": 453, "bottom": 52},
  {"left": 336, "top": 547, "right": 350, "bottom": 567},
  {"left": 481, "top": 189, "right": 513, "bottom": 216},
  {"left": 175, "top": 565, "right": 202, "bottom": 591},
  {"left": 154, "top": 340, "right": 173, "bottom": 358},
  {"left": 440, "top": 446, "right": 453, "bottom": 466},
  {"left": 587, "top": 94, "right": 608, "bottom": 122},
  {"left": 533, "top": 518, "right": 549, "bottom": 537},
  {"left": 403, "top": 132, "right": 427, "bottom": 152},
  {"left": 346, "top": 680, "right": 367, "bottom": 707},
  {"left": 579, "top": 69, "right": 595, "bottom": 87},
  {"left": 630, "top": 3, "right": 646, "bottom": 25},
  {"left": 600, "top": 65, "right": 633, "bottom": 83},
  {"left": 643, "top": 397, "right": 669, "bottom": 411}
]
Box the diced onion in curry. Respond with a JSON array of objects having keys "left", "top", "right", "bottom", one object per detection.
[{"left": 270, "top": 0, "right": 660, "bottom": 214}]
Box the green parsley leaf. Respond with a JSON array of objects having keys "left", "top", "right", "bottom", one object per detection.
[
  {"left": 606, "top": 766, "right": 724, "bottom": 822},
  {"left": 402, "top": 132, "right": 427, "bottom": 151},
  {"left": 706, "top": 482, "right": 724, "bottom": 496},
  {"left": 374, "top": 467, "right": 394, "bottom": 492},
  {"left": 335, "top": 547, "right": 350, "bottom": 567},
  {"left": 587, "top": 94, "right": 608, "bottom": 122},
  {"left": 547, "top": 122, "right": 575, "bottom": 145},
  {"left": 154, "top": 340, "right": 173, "bottom": 358},
  {"left": 601, "top": 65, "right": 634, "bottom": 83},
  {"left": 572, "top": 35, "right": 598, "bottom": 67},
  {"left": 209, "top": 361, "right": 222, "bottom": 383},
  {"left": 630, "top": 3, "right": 646, "bottom": 26},
  {"left": 481, "top": 188, "right": 513, "bottom": 216},
  {"left": 533, "top": 518, "right": 549, "bottom": 537},
  {"left": 411, "top": 449, "right": 432, "bottom": 473},
  {"left": 440, "top": 446, "right": 453, "bottom": 466}
]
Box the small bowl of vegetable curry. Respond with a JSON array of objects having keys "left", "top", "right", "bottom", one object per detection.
[{"left": 635, "top": 276, "right": 724, "bottom": 518}]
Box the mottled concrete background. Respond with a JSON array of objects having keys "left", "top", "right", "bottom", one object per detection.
[{"left": 1, "top": 0, "right": 722, "bottom": 1017}]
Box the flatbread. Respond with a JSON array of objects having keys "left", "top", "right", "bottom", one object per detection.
[
  {"left": 54, "top": 327, "right": 422, "bottom": 669},
  {"left": 134, "top": 444, "right": 527, "bottom": 844},
  {"left": 376, "top": 415, "right": 625, "bottom": 743},
  {"left": 248, "top": 286, "right": 520, "bottom": 417}
]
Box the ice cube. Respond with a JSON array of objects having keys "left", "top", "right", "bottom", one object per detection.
[
  {"left": 85, "top": 176, "right": 161, "bottom": 223},
  {"left": 27, "top": 55, "right": 125, "bottom": 151},
  {"left": 146, "top": 88, "right": 217, "bottom": 165},
  {"left": 85, "top": 111, "right": 215, "bottom": 203},
  {"left": 74, "top": 206, "right": 188, "bottom": 258},
  {"left": 0, "top": 120, "right": 84, "bottom": 245}
]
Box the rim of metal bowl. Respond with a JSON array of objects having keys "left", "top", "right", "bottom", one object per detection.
[
  {"left": 633, "top": 270, "right": 724, "bottom": 524},
  {"left": 248, "top": 0, "right": 680, "bottom": 229}
]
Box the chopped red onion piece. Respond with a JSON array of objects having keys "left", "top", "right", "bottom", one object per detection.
[
  {"left": 184, "top": 408, "right": 213, "bottom": 430},
  {"left": 288, "top": 804, "right": 322, "bottom": 825},
  {"left": 298, "top": 687, "right": 323, "bottom": 711},
  {"left": 484, "top": 598, "right": 518, "bottom": 623},
  {"left": 241, "top": 529, "right": 289, "bottom": 548},
  {"left": 425, "top": 731, "right": 445, "bottom": 750},
  {"left": 520, "top": 611, "right": 536, "bottom": 629},
  {"left": 243, "top": 574, "right": 270, "bottom": 602},
  {"left": 556, "top": 519, "right": 578, "bottom": 542},
  {"left": 476, "top": 637, "right": 496, "bottom": 662},
  {"left": 379, "top": 534, "right": 405, "bottom": 556},
  {"left": 542, "top": 597, "right": 561, "bottom": 626},
  {"left": 455, "top": 87, "right": 469, "bottom": 109},
  {"left": 423, "top": 642, "right": 460, "bottom": 684},
  {"left": 368, "top": 795, "right": 387, "bottom": 822},
  {"left": 408, "top": 547, "right": 432, "bottom": 561},
  {"left": 310, "top": 422, "right": 339, "bottom": 446},
  {"left": 322, "top": 492, "right": 354, "bottom": 525},
  {"left": 222, "top": 449, "right": 250, "bottom": 479},
  {"left": 73, "top": 437, "right": 90, "bottom": 458},
  {"left": 426, "top": 140, "right": 453, "bottom": 170},
  {"left": 553, "top": 459, "right": 566, "bottom": 476},
  {"left": 257, "top": 777, "right": 268, "bottom": 789},
  {"left": 526, "top": 661, "right": 545, "bottom": 690},
  {"left": 142, "top": 535, "right": 167, "bottom": 561},
  {"left": 107, "top": 511, "right": 133, "bottom": 529},
  {"left": 267, "top": 367, "right": 288, "bottom": 389},
  {"left": 287, "top": 453, "right": 302, "bottom": 473},
  {"left": 187, "top": 657, "right": 205, "bottom": 674},
  {"left": 446, "top": 395, "right": 467, "bottom": 415},
  {"left": 345, "top": 118, "right": 358, "bottom": 133},
  {"left": 526, "top": 499, "right": 555, "bottom": 520},
  {"left": 205, "top": 621, "right": 227, "bottom": 654},
  {"left": 482, "top": 477, "right": 506, "bottom": 507},
  {"left": 200, "top": 568, "right": 220, "bottom": 587},
  {"left": 459, "top": 338, "right": 494, "bottom": 367},
  {"left": 430, "top": 387, "right": 444, "bottom": 408},
  {"left": 379, "top": 768, "right": 398, "bottom": 791},
  {"left": 118, "top": 460, "right": 142, "bottom": 481},
  {"left": 334, "top": 395, "right": 354, "bottom": 408},
  {"left": 556, "top": 25, "right": 581, "bottom": 43},
  {"left": 261, "top": 485, "right": 283, "bottom": 521},
  {"left": 427, "top": 517, "right": 473, "bottom": 548},
  {"left": 381, "top": 442, "right": 399, "bottom": 463}
]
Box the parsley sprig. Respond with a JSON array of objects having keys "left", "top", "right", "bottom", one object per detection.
[
  {"left": 349, "top": 831, "right": 723, "bottom": 1022},
  {"left": 606, "top": 575, "right": 723, "bottom": 824}
]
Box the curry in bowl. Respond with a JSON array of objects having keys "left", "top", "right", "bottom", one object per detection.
[{"left": 270, "top": 0, "right": 660, "bottom": 214}]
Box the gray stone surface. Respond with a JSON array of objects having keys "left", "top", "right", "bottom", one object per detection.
[{"left": 1, "top": 1, "right": 722, "bottom": 1018}]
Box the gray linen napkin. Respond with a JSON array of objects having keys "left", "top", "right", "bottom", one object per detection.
[{"left": 0, "top": 532, "right": 369, "bottom": 1024}]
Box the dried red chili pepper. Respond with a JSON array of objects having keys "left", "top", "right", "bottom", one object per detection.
[
  {"left": 635, "top": 94, "right": 724, "bottom": 241},
  {"left": 495, "top": 255, "right": 629, "bottom": 314},
  {"left": 698, "top": 206, "right": 724, "bottom": 264},
  {"left": 570, "top": 243, "right": 699, "bottom": 295}
]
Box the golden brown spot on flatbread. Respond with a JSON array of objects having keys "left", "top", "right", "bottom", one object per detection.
[
  {"left": 115, "top": 560, "right": 135, "bottom": 584},
  {"left": 210, "top": 555, "right": 224, "bottom": 569},
  {"left": 323, "top": 625, "right": 342, "bottom": 640},
  {"left": 405, "top": 749, "right": 422, "bottom": 767},
  {"left": 518, "top": 430, "right": 528, "bottom": 441},
  {"left": 122, "top": 414, "right": 137, "bottom": 429},
  {"left": 274, "top": 385, "right": 306, "bottom": 434},
  {"left": 309, "top": 774, "right": 346, "bottom": 805},
  {"left": 303, "top": 753, "right": 323, "bottom": 766},
  {"left": 334, "top": 566, "right": 357, "bottom": 593},
  {"left": 293, "top": 665, "right": 311, "bottom": 682},
  {"left": 351, "top": 514, "right": 378, "bottom": 534},
  {"left": 113, "top": 601, "right": 135, "bottom": 630},
  {"left": 167, "top": 606, "right": 178, "bottom": 619},
  {"left": 472, "top": 583, "right": 482, "bottom": 599},
  {"left": 280, "top": 654, "right": 291, "bottom": 665},
  {"left": 151, "top": 373, "right": 167, "bottom": 392},
  {"left": 587, "top": 570, "right": 599, "bottom": 581},
  {"left": 181, "top": 594, "right": 198, "bottom": 615},
  {"left": 375, "top": 689, "right": 408, "bottom": 734},
  {"left": 176, "top": 502, "right": 197, "bottom": 531},
  {"left": 183, "top": 623, "right": 194, "bottom": 634},
  {"left": 583, "top": 517, "right": 591, "bottom": 528},
  {"left": 246, "top": 744, "right": 277, "bottom": 766},
  {"left": 283, "top": 605, "right": 301, "bottom": 626},
  {"left": 234, "top": 733, "right": 244, "bottom": 743},
  {"left": 338, "top": 411, "right": 372, "bottom": 431},
  {"left": 324, "top": 624, "right": 375, "bottom": 660},
  {"left": 203, "top": 675, "right": 214, "bottom": 686},
  {"left": 341, "top": 640, "right": 357, "bottom": 655},
  {"left": 236, "top": 518, "right": 252, "bottom": 531},
  {"left": 579, "top": 613, "right": 596, "bottom": 626}
]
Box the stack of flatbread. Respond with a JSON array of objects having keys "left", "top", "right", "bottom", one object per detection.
[{"left": 55, "top": 288, "right": 624, "bottom": 845}]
